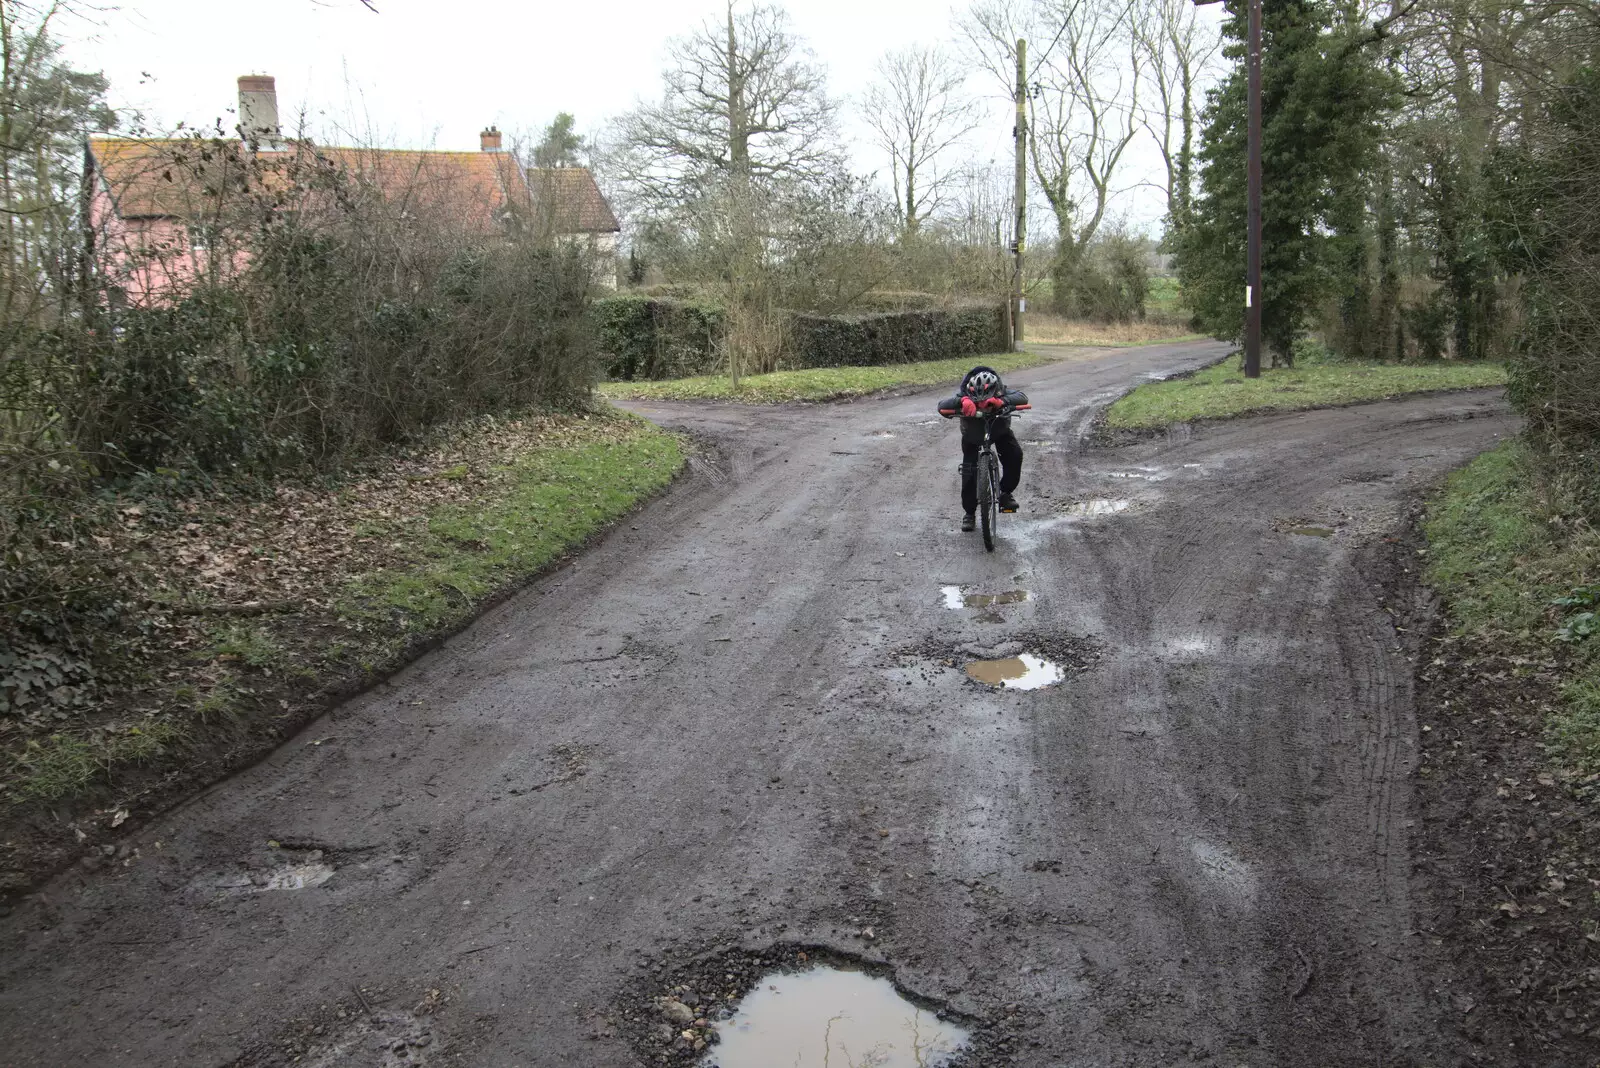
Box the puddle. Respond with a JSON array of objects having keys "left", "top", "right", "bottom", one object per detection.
[
  {"left": 1105, "top": 468, "right": 1167, "bottom": 482},
  {"left": 1061, "top": 498, "right": 1131, "bottom": 517},
  {"left": 964, "top": 653, "right": 1064, "bottom": 690},
  {"left": 870, "top": 430, "right": 896, "bottom": 439},
  {"left": 940, "top": 585, "right": 1031, "bottom": 610},
  {"left": 1191, "top": 840, "right": 1259, "bottom": 902},
  {"left": 211, "top": 860, "right": 336, "bottom": 894},
  {"left": 707, "top": 967, "right": 968, "bottom": 1068},
  {"left": 1287, "top": 526, "right": 1335, "bottom": 538}
]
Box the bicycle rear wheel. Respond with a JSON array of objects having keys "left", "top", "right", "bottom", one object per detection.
[{"left": 979, "top": 453, "right": 998, "bottom": 552}]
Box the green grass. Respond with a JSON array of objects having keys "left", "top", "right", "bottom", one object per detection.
[
  {"left": 8, "top": 721, "right": 182, "bottom": 804},
  {"left": 1425, "top": 441, "right": 1600, "bottom": 777},
  {"left": 206, "top": 625, "right": 281, "bottom": 668},
  {"left": 1105, "top": 354, "right": 1508, "bottom": 430},
  {"left": 344, "top": 420, "right": 684, "bottom": 632},
  {"left": 597, "top": 351, "right": 1052, "bottom": 404}
]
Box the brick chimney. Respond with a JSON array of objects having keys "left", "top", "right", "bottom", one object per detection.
[
  {"left": 238, "top": 75, "right": 283, "bottom": 148},
  {"left": 480, "top": 125, "right": 503, "bottom": 152}
]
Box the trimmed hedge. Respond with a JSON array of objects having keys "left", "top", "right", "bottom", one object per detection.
[
  {"left": 785, "top": 306, "right": 1008, "bottom": 369},
  {"left": 595, "top": 296, "right": 1008, "bottom": 380},
  {"left": 592, "top": 295, "right": 725, "bottom": 381}
]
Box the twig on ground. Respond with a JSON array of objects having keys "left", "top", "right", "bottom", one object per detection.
[
  {"left": 168, "top": 600, "right": 299, "bottom": 617},
  {"left": 1291, "top": 946, "right": 1315, "bottom": 1000}
]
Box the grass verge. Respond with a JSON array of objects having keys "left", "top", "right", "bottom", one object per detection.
[
  {"left": 1104, "top": 354, "right": 1507, "bottom": 430},
  {"left": 344, "top": 428, "right": 683, "bottom": 635},
  {"left": 1424, "top": 440, "right": 1600, "bottom": 779},
  {"left": 598, "top": 351, "right": 1051, "bottom": 404},
  {"left": 1, "top": 410, "right": 683, "bottom": 890}
]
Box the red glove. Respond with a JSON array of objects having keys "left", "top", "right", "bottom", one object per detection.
[
  {"left": 960, "top": 396, "right": 977, "bottom": 417},
  {"left": 982, "top": 396, "right": 1006, "bottom": 411}
]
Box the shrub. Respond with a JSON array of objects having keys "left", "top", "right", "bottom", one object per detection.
[
  {"left": 1051, "top": 232, "right": 1151, "bottom": 324},
  {"left": 591, "top": 295, "right": 724, "bottom": 380}
]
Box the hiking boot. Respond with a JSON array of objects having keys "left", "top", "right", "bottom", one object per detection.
[
  {"left": 960, "top": 512, "right": 976, "bottom": 532},
  {"left": 998, "top": 492, "right": 1019, "bottom": 513}
]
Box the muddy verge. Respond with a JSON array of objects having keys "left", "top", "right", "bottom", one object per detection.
[
  {"left": 615, "top": 941, "right": 1025, "bottom": 1066},
  {"left": 1372, "top": 511, "right": 1600, "bottom": 1066},
  {"left": 0, "top": 429, "right": 701, "bottom": 906}
]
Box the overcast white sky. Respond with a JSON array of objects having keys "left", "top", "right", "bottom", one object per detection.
[{"left": 59, "top": 0, "right": 1223, "bottom": 235}]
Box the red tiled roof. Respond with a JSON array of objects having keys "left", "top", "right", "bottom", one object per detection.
[
  {"left": 524, "top": 167, "right": 620, "bottom": 233},
  {"left": 88, "top": 138, "right": 619, "bottom": 234}
]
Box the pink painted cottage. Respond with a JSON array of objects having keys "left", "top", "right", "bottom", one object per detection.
[{"left": 85, "top": 76, "right": 621, "bottom": 306}]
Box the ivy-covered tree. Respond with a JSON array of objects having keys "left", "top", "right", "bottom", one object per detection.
[
  {"left": 532, "top": 112, "right": 586, "bottom": 169},
  {"left": 1177, "top": 0, "right": 1395, "bottom": 363}
]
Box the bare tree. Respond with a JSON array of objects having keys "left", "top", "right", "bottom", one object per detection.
[
  {"left": 611, "top": 1, "right": 841, "bottom": 211},
  {"left": 1131, "top": 0, "right": 1220, "bottom": 235},
  {"left": 959, "top": 0, "right": 1143, "bottom": 292},
  {"left": 860, "top": 46, "right": 982, "bottom": 235}
]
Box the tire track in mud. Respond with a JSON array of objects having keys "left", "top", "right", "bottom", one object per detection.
[{"left": 0, "top": 346, "right": 1518, "bottom": 1068}]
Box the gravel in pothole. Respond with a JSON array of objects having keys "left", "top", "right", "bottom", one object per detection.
[{"left": 896, "top": 633, "right": 1103, "bottom": 689}]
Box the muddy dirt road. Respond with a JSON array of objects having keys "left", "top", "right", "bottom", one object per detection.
[{"left": 0, "top": 341, "right": 1518, "bottom": 1066}]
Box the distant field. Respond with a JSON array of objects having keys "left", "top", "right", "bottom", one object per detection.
[{"left": 1024, "top": 313, "right": 1200, "bottom": 347}]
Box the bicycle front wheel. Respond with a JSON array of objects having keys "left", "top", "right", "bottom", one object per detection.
[{"left": 979, "top": 453, "right": 999, "bottom": 552}]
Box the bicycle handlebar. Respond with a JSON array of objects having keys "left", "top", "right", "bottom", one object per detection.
[{"left": 938, "top": 403, "right": 1030, "bottom": 416}]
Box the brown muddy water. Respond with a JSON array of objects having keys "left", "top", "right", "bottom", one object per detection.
[
  {"left": 706, "top": 966, "right": 968, "bottom": 1068},
  {"left": 964, "top": 654, "right": 1065, "bottom": 690}
]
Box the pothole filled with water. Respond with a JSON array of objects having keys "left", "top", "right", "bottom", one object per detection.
[
  {"left": 964, "top": 653, "right": 1065, "bottom": 690},
  {"left": 1061, "top": 498, "right": 1131, "bottom": 517},
  {"left": 620, "top": 944, "right": 1008, "bottom": 1068},
  {"left": 1273, "top": 517, "right": 1341, "bottom": 538},
  {"left": 206, "top": 856, "right": 336, "bottom": 895},
  {"left": 940, "top": 585, "right": 1032, "bottom": 610},
  {"left": 706, "top": 966, "right": 969, "bottom": 1068},
  {"left": 870, "top": 430, "right": 897, "bottom": 439}
]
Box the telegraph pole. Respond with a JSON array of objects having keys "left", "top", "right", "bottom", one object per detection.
[
  {"left": 1195, "top": 0, "right": 1262, "bottom": 377},
  {"left": 1012, "top": 38, "right": 1027, "bottom": 351},
  {"left": 1243, "top": 0, "right": 1262, "bottom": 377}
]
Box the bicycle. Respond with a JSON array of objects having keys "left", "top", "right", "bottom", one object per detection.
[{"left": 968, "top": 403, "right": 1029, "bottom": 552}]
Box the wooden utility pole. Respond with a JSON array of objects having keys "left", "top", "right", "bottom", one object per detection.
[
  {"left": 1012, "top": 38, "right": 1027, "bottom": 351},
  {"left": 1194, "top": 0, "right": 1261, "bottom": 377},
  {"left": 1242, "top": 0, "right": 1262, "bottom": 378}
]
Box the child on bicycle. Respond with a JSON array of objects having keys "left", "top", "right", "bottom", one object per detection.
[{"left": 938, "top": 366, "right": 1029, "bottom": 532}]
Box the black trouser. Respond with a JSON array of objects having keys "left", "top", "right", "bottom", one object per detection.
[{"left": 960, "top": 416, "right": 1023, "bottom": 514}]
